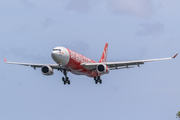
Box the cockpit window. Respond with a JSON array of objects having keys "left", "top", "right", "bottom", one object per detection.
[{"left": 53, "top": 49, "right": 61, "bottom": 51}]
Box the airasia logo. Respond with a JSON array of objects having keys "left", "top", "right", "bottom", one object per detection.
[{"left": 69, "top": 50, "right": 92, "bottom": 63}]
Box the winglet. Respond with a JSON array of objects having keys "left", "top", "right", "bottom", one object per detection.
[
  {"left": 4, "top": 58, "right": 7, "bottom": 62},
  {"left": 173, "top": 53, "right": 178, "bottom": 58}
]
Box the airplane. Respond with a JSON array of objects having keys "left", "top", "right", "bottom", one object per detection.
[{"left": 4, "top": 43, "right": 178, "bottom": 85}]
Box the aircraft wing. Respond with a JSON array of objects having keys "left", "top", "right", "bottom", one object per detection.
[
  {"left": 4, "top": 58, "right": 66, "bottom": 70},
  {"left": 81, "top": 54, "right": 178, "bottom": 70}
]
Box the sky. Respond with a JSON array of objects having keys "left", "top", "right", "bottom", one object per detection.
[{"left": 0, "top": 0, "right": 180, "bottom": 120}]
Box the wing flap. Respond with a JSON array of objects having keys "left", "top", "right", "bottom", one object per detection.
[{"left": 107, "top": 62, "right": 144, "bottom": 68}]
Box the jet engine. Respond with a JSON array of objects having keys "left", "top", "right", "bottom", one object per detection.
[
  {"left": 41, "top": 66, "right": 54, "bottom": 76},
  {"left": 97, "top": 64, "right": 110, "bottom": 74}
]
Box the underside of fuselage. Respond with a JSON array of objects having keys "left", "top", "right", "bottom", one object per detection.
[{"left": 67, "top": 67, "right": 97, "bottom": 78}]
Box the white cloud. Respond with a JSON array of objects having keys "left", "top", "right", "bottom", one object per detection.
[
  {"left": 137, "top": 22, "right": 164, "bottom": 36},
  {"left": 108, "top": 0, "right": 152, "bottom": 17},
  {"left": 64, "top": 0, "right": 153, "bottom": 17},
  {"left": 65, "top": 0, "right": 91, "bottom": 13},
  {"left": 19, "top": 0, "right": 36, "bottom": 9},
  {"left": 43, "top": 18, "right": 55, "bottom": 28}
]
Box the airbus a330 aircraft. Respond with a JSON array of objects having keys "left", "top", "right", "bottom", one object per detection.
[{"left": 4, "top": 43, "right": 178, "bottom": 85}]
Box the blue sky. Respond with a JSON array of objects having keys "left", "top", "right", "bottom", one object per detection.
[{"left": 0, "top": 0, "right": 180, "bottom": 120}]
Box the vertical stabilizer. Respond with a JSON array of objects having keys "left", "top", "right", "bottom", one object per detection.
[{"left": 99, "top": 43, "right": 108, "bottom": 63}]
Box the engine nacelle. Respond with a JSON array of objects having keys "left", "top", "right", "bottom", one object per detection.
[
  {"left": 41, "top": 66, "right": 54, "bottom": 76},
  {"left": 97, "top": 64, "right": 110, "bottom": 74}
]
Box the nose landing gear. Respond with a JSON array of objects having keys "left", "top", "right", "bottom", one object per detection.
[
  {"left": 62, "top": 70, "right": 70, "bottom": 85},
  {"left": 62, "top": 77, "right": 70, "bottom": 85}
]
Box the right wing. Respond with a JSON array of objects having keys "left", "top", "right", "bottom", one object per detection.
[
  {"left": 81, "top": 53, "right": 178, "bottom": 70},
  {"left": 4, "top": 58, "right": 67, "bottom": 70}
]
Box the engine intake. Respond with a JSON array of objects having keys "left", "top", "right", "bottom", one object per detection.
[
  {"left": 41, "top": 66, "right": 54, "bottom": 76},
  {"left": 97, "top": 64, "right": 109, "bottom": 74}
]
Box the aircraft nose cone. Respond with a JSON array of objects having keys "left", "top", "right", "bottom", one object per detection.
[
  {"left": 51, "top": 51, "right": 55, "bottom": 57},
  {"left": 51, "top": 51, "right": 58, "bottom": 61}
]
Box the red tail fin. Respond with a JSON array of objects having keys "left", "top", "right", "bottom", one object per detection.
[{"left": 99, "top": 43, "right": 108, "bottom": 63}]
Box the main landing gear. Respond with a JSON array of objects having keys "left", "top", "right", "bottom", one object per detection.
[
  {"left": 94, "top": 76, "right": 102, "bottom": 84},
  {"left": 62, "top": 70, "right": 70, "bottom": 85}
]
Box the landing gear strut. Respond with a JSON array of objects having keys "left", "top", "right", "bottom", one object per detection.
[
  {"left": 62, "top": 70, "right": 70, "bottom": 85},
  {"left": 94, "top": 76, "right": 102, "bottom": 84}
]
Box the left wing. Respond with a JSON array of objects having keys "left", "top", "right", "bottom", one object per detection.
[
  {"left": 4, "top": 58, "right": 67, "bottom": 70},
  {"left": 81, "top": 53, "right": 178, "bottom": 70}
]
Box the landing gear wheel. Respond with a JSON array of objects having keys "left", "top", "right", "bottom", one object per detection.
[
  {"left": 99, "top": 80, "right": 102, "bottom": 84},
  {"left": 62, "top": 77, "right": 65, "bottom": 81},
  {"left": 68, "top": 80, "right": 70, "bottom": 85},
  {"left": 63, "top": 81, "right": 66, "bottom": 85},
  {"left": 95, "top": 80, "right": 98, "bottom": 84}
]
